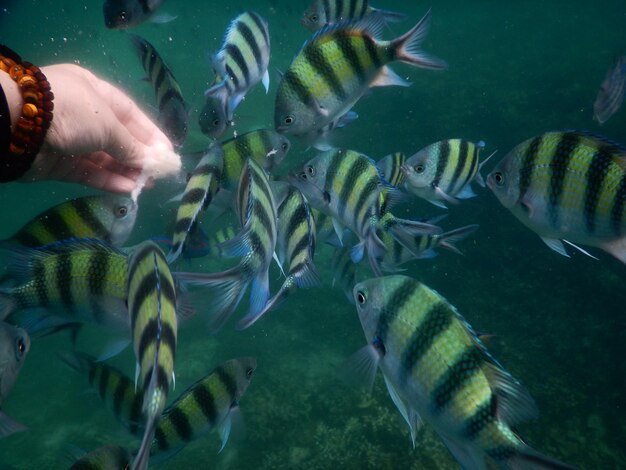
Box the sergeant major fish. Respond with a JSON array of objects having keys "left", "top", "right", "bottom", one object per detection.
[
  {"left": 487, "top": 130, "right": 626, "bottom": 263},
  {"left": 103, "top": 0, "right": 174, "bottom": 29},
  {"left": 0, "top": 322, "right": 29, "bottom": 438},
  {"left": 130, "top": 34, "right": 189, "bottom": 148},
  {"left": 175, "top": 158, "right": 278, "bottom": 331},
  {"left": 127, "top": 241, "right": 177, "bottom": 470},
  {"left": 204, "top": 12, "right": 271, "bottom": 133},
  {"left": 402, "top": 139, "right": 495, "bottom": 208},
  {"left": 593, "top": 55, "right": 626, "bottom": 125},
  {"left": 275, "top": 9, "right": 446, "bottom": 141},
  {"left": 376, "top": 152, "right": 407, "bottom": 188},
  {"left": 349, "top": 275, "right": 578, "bottom": 470},
  {"left": 301, "top": 0, "right": 406, "bottom": 31}
]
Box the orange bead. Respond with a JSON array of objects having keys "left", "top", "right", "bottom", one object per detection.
[
  {"left": 17, "top": 117, "right": 35, "bottom": 132},
  {"left": 18, "top": 74, "right": 36, "bottom": 87},
  {"left": 22, "top": 103, "right": 38, "bottom": 119},
  {"left": 9, "top": 143, "right": 25, "bottom": 156},
  {"left": 9, "top": 65, "right": 24, "bottom": 80}
]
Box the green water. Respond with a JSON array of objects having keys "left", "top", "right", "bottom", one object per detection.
[{"left": 1, "top": 1, "right": 625, "bottom": 468}]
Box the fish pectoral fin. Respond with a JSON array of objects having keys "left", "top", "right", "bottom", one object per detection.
[
  {"left": 96, "top": 338, "right": 131, "bottom": 362},
  {"left": 562, "top": 240, "right": 599, "bottom": 260},
  {"left": 601, "top": 237, "right": 626, "bottom": 264},
  {"left": 433, "top": 186, "right": 459, "bottom": 205},
  {"left": 540, "top": 237, "right": 570, "bottom": 258},
  {"left": 350, "top": 241, "right": 365, "bottom": 264},
  {"left": 272, "top": 251, "right": 286, "bottom": 277},
  {"left": 455, "top": 184, "right": 477, "bottom": 200},
  {"left": 382, "top": 375, "right": 422, "bottom": 448},
  {"left": 262, "top": 69, "right": 270, "bottom": 93},
  {"left": 331, "top": 218, "right": 345, "bottom": 246},
  {"left": 218, "top": 414, "right": 233, "bottom": 454},
  {"left": 0, "top": 410, "right": 27, "bottom": 439},
  {"left": 369, "top": 66, "right": 411, "bottom": 88},
  {"left": 339, "top": 344, "right": 382, "bottom": 393},
  {"left": 134, "top": 362, "right": 140, "bottom": 392},
  {"left": 149, "top": 12, "right": 178, "bottom": 24}
]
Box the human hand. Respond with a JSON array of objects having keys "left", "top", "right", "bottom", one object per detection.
[{"left": 21, "top": 64, "right": 181, "bottom": 193}]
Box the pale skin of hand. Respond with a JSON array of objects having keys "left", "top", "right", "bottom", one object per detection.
[{"left": 1, "top": 63, "right": 181, "bottom": 193}]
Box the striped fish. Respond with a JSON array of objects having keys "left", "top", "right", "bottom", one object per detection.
[
  {"left": 69, "top": 445, "right": 132, "bottom": 470},
  {"left": 0, "top": 322, "right": 29, "bottom": 438},
  {"left": 376, "top": 152, "right": 407, "bottom": 187},
  {"left": 103, "top": 0, "right": 171, "bottom": 29},
  {"left": 594, "top": 55, "right": 626, "bottom": 125},
  {"left": 0, "top": 239, "right": 129, "bottom": 328},
  {"left": 130, "top": 33, "right": 189, "bottom": 148},
  {"left": 198, "top": 95, "right": 230, "bottom": 139},
  {"left": 175, "top": 158, "right": 278, "bottom": 331},
  {"left": 127, "top": 241, "right": 177, "bottom": 470},
  {"left": 60, "top": 351, "right": 144, "bottom": 435},
  {"left": 247, "top": 184, "right": 321, "bottom": 327},
  {"left": 487, "top": 130, "right": 626, "bottom": 263},
  {"left": 301, "top": 0, "right": 406, "bottom": 31},
  {"left": 205, "top": 12, "right": 271, "bottom": 127},
  {"left": 290, "top": 148, "right": 439, "bottom": 276},
  {"left": 220, "top": 129, "right": 291, "bottom": 191},
  {"left": 402, "top": 139, "right": 494, "bottom": 208},
  {"left": 167, "top": 144, "right": 223, "bottom": 263},
  {"left": 0, "top": 195, "right": 137, "bottom": 249},
  {"left": 275, "top": 9, "right": 446, "bottom": 140},
  {"left": 349, "top": 275, "right": 577, "bottom": 470},
  {"left": 331, "top": 246, "right": 358, "bottom": 304},
  {"left": 151, "top": 357, "right": 257, "bottom": 460}
]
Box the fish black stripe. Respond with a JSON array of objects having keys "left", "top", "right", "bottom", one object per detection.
[
  {"left": 518, "top": 135, "right": 543, "bottom": 200},
  {"left": 375, "top": 277, "right": 416, "bottom": 341},
  {"left": 56, "top": 252, "right": 74, "bottom": 310},
  {"left": 168, "top": 407, "right": 193, "bottom": 442},
  {"left": 432, "top": 140, "right": 450, "bottom": 189},
  {"left": 583, "top": 146, "right": 612, "bottom": 234},
  {"left": 225, "top": 64, "right": 240, "bottom": 89},
  {"left": 336, "top": 0, "right": 344, "bottom": 19},
  {"left": 463, "top": 396, "right": 496, "bottom": 439},
  {"left": 182, "top": 187, "right": 207, "bottom": 206},
  {"left": 358, "top": 0, "right": 368, "bottom": 18},
  {"left": 323, "top": 0, "right": 331, "bottom": 19},
  {"left": 112, "top": 376, "right": 130, "bottom": 418},
  {"left": 192, "top": 383, "right": 218, "bottom": 426},
  {"left": 324, "top": 150, "right": 344, "bottom": 204},
  {"left": 610, "top": 174, "right": 626, "bottom": 235},
  {"left": 225, "top": 44, "right": 250, "bottom": 87},
  {"left": 400, "top": 302, "right": 453, "bottom": 382},
  {"left": 353, "top": 177, "right": 378, "bottom": 232},
  {"left": 158, "top": 88, "right": 183, "bottom": 112},
  {"left": 39, "top": 207, "right": 74, "bottom": 242},
  {"left": 129, "top": 393, "right": 143, "bottom": 436},
  {"left": 304, "top": 45, "right": 348, "bottom": 102},
  {"left": 336, "top": 34, "right": 367, "bottom": 84},
  {"left": 448, "top": 140, "right": 469, "bottom": 194},
  {"left": 129, "top": 274, "right": 157, "bottom": 327},
  {"left": 432, "top": 348, "right": 483, "bottom": 411},
  {"left": 127, "top": 245, "right": 156, "bottom": 282},
  {"left": 285, "top": 204, "right": 306, "bottom": 240},
  {"left": 289, "top": 261, "right": 307, "bottom": 275},
  {"left": 363, "top": 35, "right": 382, "bottom": 68},
  {"left": 173, "top": 217, "right": 193, "bottom": 236},
  {"left": 98, "top": 365, "right": 110, "bottom": 400},
  {"left": 14, "top": 228, "right": 41, "bottom": 247},
  {"left": 548, "top": 133, "right": 580, "bottom": 228},
  {"left": 283, "top": 69, "right": 316, "bottom": 110},
  {"left": 154, "top": 65, "right": 167, "bottom": 97},
  {"left": 290, "top": 237, "right": 311, "bottom": 265},
  {"left": 252, "top": 199, "right": 275, "bottom": 244},
  {"left": 236, "top": 20, "right": 264, "bottom": 75},
  {"left": 155, "top": 425, "right": 169, "bottom": 450},
  {"left": 142, "top": 366, "right": 171, "bottom": 397},
  {"left": 215, "top": 365, "right": 238, "bottom": 398},
  {"left": 146, "top": 49, "right": 158, "bottom": 78},
  {"left": 88, "top": 248, "right": 110, "bottom": 296},
  {"left": 248, "top": 12, "right": 269, "bottom": 47},
  {"left": 138, "top": 320, "right": 176, "bottom": 366},
  {"left": 348, "top": 0, "right": 357, "bottom": 21},
  {"left": 72, "top": 198, "right": 110, "bottom": 241},
  {"left": 337, "top": 157, "right": 364, "bottom": 220}
]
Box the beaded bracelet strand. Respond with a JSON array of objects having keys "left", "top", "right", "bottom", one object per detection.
[{"left": 0, "top": 44, "right": 54, "bottom": 182}]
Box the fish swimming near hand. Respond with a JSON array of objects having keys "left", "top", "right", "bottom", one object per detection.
[
  {"left": 103, "top": 0, "right": 174, "bottom": 29},
  {"left": 593, "top": 55, "right": 626, "bottom": 125},
  {"left": 301, "top": 0, "right": 406, "bottom": 31},
  {"left": 0, "top": 322, "right": 29, "bottom": 438},
  {"left": 402, "top": 139, "right": 495, "bottom": 208},
  {"left": 487, "top": 130, "right": 626, "bottom": 263},
  {"left": 348, "top": 274, "right": 578, "bottom": 470},
  {"left": 130, "top": 33, "right": 189, "bottom": 148},
  {"left": 275, "top": 9, "right": 446, "bottom": 140},
  {"left": 127, "top": 241, "right": 177, "bottom": 470},
  {"left": 205, "top": 12, "right": 271, "bottom": 130}
]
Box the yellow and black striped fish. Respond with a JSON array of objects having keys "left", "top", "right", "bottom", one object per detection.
[
  {"left": 301, "top": 0, "right": 406, "bottom": 31},
  {"left": 69, "top": 445, "right": 132, "bottom": 470},
  {"left": 60, "top": 351, "right": 144, "bottom": 435},
  {"left": 248, "top": 184, "right": 320, "bottom": 327},
  {"left": 0, "top": 195, "right": 137, "bottom": 249},
  {"left": 488, "top": 130, "right": 626, "bottom": 263},
  {"left": 130, "top": 33, "right": 188, "bottom": 148},
  {"left": 127, "top": 241, "right": 177, "bottom": 470},
  {"left": 0, "top": 239, "right": 129, "bottom": 328},
  {"left": 402, "top": 139, "right": 494, "bottom": 208},
  {"left": 151, "top": 357, "right": 257, "bottom": 461},
  {"left": 167, "top": 144, "right": 223, "bottom": 263},
  {"left": 220, "top": 129, "right": 291, "bottom": 191},
  {"left": 275, "top": 9, "right": 446, "bottom": 140},
  {"left": 175, "top": 158, "right": 278, "bottom": 331},
  {"left": 204, "top": 11, "right": 271, "bottom": 133},
  {"left": 376, "top": 152, "right": 407, "bottom": 187},
  {"left": 350, "top": 275, "right": 577, "bottom": 470}
]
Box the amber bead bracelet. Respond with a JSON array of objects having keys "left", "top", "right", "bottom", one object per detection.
[{"left": 0, "top": 44, "right": 54, "bottom": 182}]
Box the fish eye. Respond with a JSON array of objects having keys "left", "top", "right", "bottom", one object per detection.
[
  {"left": 356, "top": 291, "right": 366, "bottom": 305},
  {"left": 414, "top": 164, "right": 425, "bottom": 174},
  {"left": 116, "top": 205, "right": 128, "bottom": 217},
  {"left": 306, "top": 165, "right": 316, "bottom": 177},
  {"left": 246, "top": 367, "right": 254, "bottom": 379},
  {"left": 494, "top": 172, "right": 505, "bottom": 186},
  {"left": 310, "top": 14, "right": 319, "bottom": 22},
  {"left": 212, "top": 119, "right": 220, "bottom": 127},
  {"left": 15, "top": 337, "right": 26, "bottom": 359},
  {"left": 281, "top": 142, "right": 289, "bottom": 151},
  {"left": 117, "top": 11, "right": 127, "bottom": 22},
  {"left": 284, "top": 115, "right": 295, "bottom": 126}
]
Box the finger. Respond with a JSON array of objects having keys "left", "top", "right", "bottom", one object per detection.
[{"left": 53, "top": 152, "right": 141, "bottom": 193}]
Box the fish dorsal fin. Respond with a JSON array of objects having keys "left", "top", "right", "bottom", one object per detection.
[
  {"left": 483, "top": 363, "right": 538, "bottom": 426},
  {"left": 303, "top": 12, "right": 387, "bottom": 51},
  {"left": 564, "top": 129, "right": 626, "bottom": 158}
]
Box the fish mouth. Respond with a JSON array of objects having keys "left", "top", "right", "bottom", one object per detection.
[{"left": 400, "top": 164, "right": 410, "bottom": 175}]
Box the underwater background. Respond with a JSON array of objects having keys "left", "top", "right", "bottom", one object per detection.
[{"left": 0, "top": 0, "right": 625, "bottom": 468}]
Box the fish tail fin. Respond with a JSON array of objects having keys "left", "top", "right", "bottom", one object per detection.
[
  {"left": 437, "top": 224, "right": 480, "bottom": 255},
  {"left": 0, "top": 290, "right": 16, "bottom": 321},
  {"left": 392, "top": 8, "right": 447, "bottom": 70},
  {"left": 131, "top": 416, "right": 157, "bottom": 470},
  {"left": 236, "top": 269, "right": 271, "bottom": 330},
  {"left": 504, "top": 446, "right": 579, "bottom": 470},
  {"left": 0, "top": 410, "right": 27, "bottom": 439},
  {"left": 386, "top": 215, "right": 442, "bottom": 256},
  {"left": 294, "top": 260, "right": 322, "bottom": 289},
  {"left": 371, "top": 7, "right": 408, "bottom": 24},
  {"left": 239, "top": 277, "right": 294, "bottom": 329},
  {"left": 166, "top": 242, "right": 184, "bottom": 264}
]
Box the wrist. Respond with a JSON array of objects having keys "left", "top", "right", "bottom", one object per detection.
[{"left": 0, "top": 70, "right": 21, "bottom": 129}]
